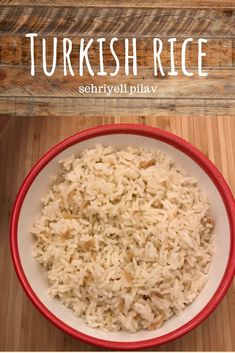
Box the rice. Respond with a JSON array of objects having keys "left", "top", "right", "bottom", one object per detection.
[{"left": 32, "top": 144, "right": 214, "bottom": 332}]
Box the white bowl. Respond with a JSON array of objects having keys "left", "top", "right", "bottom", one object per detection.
[{"left": 10, "top": 124, "right": 235, "bottom": 350}]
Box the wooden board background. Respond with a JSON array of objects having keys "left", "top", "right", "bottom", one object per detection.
[
  {"left": 0, "top": 116, "right": 235, "bottom": 351},
  {"left": 0, "top": 1, "right": 234, "bottom": 116},
  {"left": 0, "top": 0, "right": 235, "bottom": 351}
]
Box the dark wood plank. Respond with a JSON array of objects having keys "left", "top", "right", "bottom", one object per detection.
[
  {"left": 0, "top": 97, "right": 234, "bottom": 116},
  {"left": 0, "top": 6, "right": 234, "bottom": 37},
  {"left": 0, "top": 37, "right": 234, "bottom": 68},
  {"left": 0, "top": 116, "right": 10, "bottom": 138},
  {"left": 0, "top": 66, "right": 234, "bottom": 98},
  {"left": 1, "top": 0, "right": 235, "bottom": 9}
]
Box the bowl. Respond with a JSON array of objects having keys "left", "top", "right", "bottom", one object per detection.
[{"left": 10, "top": 124, "right": 235, "bottom": 350}]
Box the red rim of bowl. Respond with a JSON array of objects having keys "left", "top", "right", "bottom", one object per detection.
[{"left": 10, "top": 124, "right": 235, "bottom": 350}]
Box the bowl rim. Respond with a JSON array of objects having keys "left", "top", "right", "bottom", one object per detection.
[{"left": 10, "top": 123, "right": 235, "bottom": 350}]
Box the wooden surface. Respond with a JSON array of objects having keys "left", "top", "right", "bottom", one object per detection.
[
  {"left": 0, "top": 116, "right": 235, "bottom": 351},
  {"left": 2, "top": 1, "right": 235, "bottom": 8},
  {"left": 0, "top": 1, "right": 234, "bottom": 116}
]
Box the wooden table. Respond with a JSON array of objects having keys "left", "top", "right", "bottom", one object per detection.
[
  {"left": 0, "top": 116, "right": 235, "bottom": 351},
  {"left": 0, "top": 0, "right": 235, "bottom": 351}
]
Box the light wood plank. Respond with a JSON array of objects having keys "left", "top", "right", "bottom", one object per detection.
[
  {"left": 0, "top": 116, "right": 234, "bottom": 351},
  {"left": 0, "top": 6, "right": 234, "bottom": 37},
  {"left": 1, "top": 0, "right": 235, "bottom": 9},
  {"left": 1, "top": 97, "right": 235, "bottom": 116}
]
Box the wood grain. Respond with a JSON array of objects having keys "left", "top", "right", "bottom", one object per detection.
[
  {"left": 0, "top": 6, "right": 234, "bottom": 37},
  {"left": 1, "top": 37, "right": 234, "bottom": 68},
  {"left": 2, "top": 0, "right": 235, "bottom": 9},
  {"left": 0, "top": 66, "right": 234, "bottom": 99},
  {"left": 1, "top": 97, "right": 235, "bottom": 117},
  {"left": 0, "top": 2, "right": 234, "bottom": 116},
  {"left": 0, "top": 116, "right": 9, "bottom": 135},
  {"left": 0, "top": 116, "right": 234, "bottom": 351}
]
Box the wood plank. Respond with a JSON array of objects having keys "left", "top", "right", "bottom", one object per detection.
[
  {"left": 0, "top": 116, "right": 234, "bottom": 351},
  {"left": 0, "top": 66, "right": 234, "bottom": 98},
  {"left": 0, "top": 116, "right": 10, "bottom": 138},
  {"left": 0, "top": 6, "right": 234, "bottom": 37},
  {"left": 1, "top": 0, "right": 235, "bottom": 9},
  {"left": 0, "top": 97, "right": 234, "bottom": 116},
  {"left": 0, "top": 36, "right": 234, "bottom": 68}
]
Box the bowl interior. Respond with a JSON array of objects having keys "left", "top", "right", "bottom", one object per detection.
[{"left": 17, "top": 134, "right": 230, "bottom": 343}]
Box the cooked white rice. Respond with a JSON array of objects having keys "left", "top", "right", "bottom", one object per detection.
[{"left": 32, "top": 144, "right": 214, "bottom": 332}]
